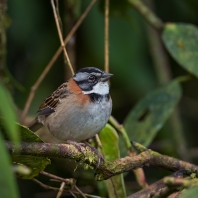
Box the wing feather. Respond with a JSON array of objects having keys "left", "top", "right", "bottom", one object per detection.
[{"left": 38, "top": 82, "right": 72, "bottom": 116}]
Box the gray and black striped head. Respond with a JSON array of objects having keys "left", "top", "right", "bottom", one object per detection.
[{"left": 73, "top": 67, "right": 113, "bottom": 95}]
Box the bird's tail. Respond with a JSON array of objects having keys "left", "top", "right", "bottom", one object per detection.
[{"left": 28, "top": 118, "right": 43, "bottom": 132}]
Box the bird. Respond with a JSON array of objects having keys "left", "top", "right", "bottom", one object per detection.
[{"left": 28, "top": 67, "right": 113, "bottom": 165}]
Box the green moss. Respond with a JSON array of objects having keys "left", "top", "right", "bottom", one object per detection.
[{"left": 95, "top": 172, "right": 104, "bottom": 181}]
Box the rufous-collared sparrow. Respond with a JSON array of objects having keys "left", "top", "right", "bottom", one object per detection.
[{"left": 28, "top": 67, "right": 113, "bottom": 164}]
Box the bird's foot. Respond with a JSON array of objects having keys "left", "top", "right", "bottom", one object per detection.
[
  {"left": 66, "top": 140, "right": 103, "bottom": 168},
  {"left": 82, "top": 141, "right": 104, "bottom": 168},
  {"left": 65, "top": 140, "right": 85, "bottom": 155}
]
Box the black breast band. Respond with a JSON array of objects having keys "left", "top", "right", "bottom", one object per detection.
[{"left": 89, "top": 93, "right": 110, "bottom": 103}]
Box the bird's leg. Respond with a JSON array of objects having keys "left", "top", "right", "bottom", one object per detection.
[{"left": 82, "top": 140, "right": 104, "bottom": 168}]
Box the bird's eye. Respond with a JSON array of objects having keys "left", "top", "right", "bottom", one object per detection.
[{"left": 88, "top": 75, "right": 96, "bottom": 82}]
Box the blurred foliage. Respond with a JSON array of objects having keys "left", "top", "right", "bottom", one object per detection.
[
  {"left": 181, "top": 186, "right": 198, "bottom": 198},
  {"left": 3, "top": 122, "right": 51, "bottom": 179},
  {"left": 163, "top": 23, "right": 198, "bottom": 78},
  {"left": 0, "top": 84, "right": 19, "bottom": 143},
  {"left": 0, "top": 84, "right": 20, "bottom": 198},
  {"left": 100, "top": 124, "right": 126, "bottom": 198},
  {"left": 0, "top": 132, "right": 19, "bottom": 198},
  {"left": 1, "top": 0, "right": 198, "bottom": 197},
  {"left": 124, "top": 78, "right": 182, "bottom": 147}
]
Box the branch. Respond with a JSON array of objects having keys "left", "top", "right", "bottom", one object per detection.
[
  {"left": 127, "top": 170, "right": 189, "bottom": 198},
  {"left": 51, "top": 0, "right": 74, "bottom": 75},
  {"left": 5, "top": 141, "right": 198, "bottom": 181},
  {"left": 104, "top": 0, "right": 109, "bottom": 73},
  {"left": 164, "top": 177, "right": 198, "bottom": 189},
  {"left": 32, "top": 178, "right": 88, "bottom": 198},
  {"left": 128, "top": 0, "right": 164, "bottom": 31},
  {"left": 128, "top": 173, "right": 198, "bottom": 198},
  {"left": 56, "top": 182, "right": 66, "bottom": 198},
  {"left": 40, "top": 171, "right": 76, "bottom": 189},
  {"left": 127, "top": 176, "right": 178, "bottom": 198}
]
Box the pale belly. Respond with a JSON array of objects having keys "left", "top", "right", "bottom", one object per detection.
[{"left": 43, "top": 98, "right": 112, "bottom": 142}]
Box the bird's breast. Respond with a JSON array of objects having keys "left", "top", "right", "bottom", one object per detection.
[{"left": 44, "top": 94, "right": 112, "bottom": 142}]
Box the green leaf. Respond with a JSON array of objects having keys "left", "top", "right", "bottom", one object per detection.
[
  {"left": 1, "top": 121, "right": 50, "bottom": 179},
  {"left": 0, "top": 131, "right": 19, "bottom": 198},
  {"left": 181, "top": 187, "right": 198, "bottom": 198},
  {"left": 123, "top": 79, "right": 182, "bottom": 148},
  {"left": 100, "top": 124, "right": 126, "bottom": 198},
  {"left": 162, "top": 23, "right": 198, "bottom": 78},
  {"left": 0, "top": 83, "right": 20, "bottom": 143},
  {"left": 14, "top": 124, "right": 50, "bottom": 179}
]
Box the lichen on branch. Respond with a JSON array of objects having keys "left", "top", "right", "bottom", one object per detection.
[{"left": 5, "top": 141, "right": 198, "bottom": 181}]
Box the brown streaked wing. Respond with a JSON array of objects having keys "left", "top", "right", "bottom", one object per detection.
[{"left": 38, "top": 82, "right": 72, "bottom": 116}]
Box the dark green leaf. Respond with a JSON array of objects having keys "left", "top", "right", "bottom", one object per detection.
[
  {"left": 100, "top": 124, "right": 126, "bottom": 198},
  {"left": 123, "top": 79, "right": 182, "bottom": 148},
  {"left": 15, "top": 124, "right": 50, "bottom": 179},
  {"left": 181, "top": 187, "right": 198, "bottom": 198},
  {"left": 0, "top": 131, "right": 19, "bottom": 198},
  {"left": 162, "top": 23, "right": 198, "bottom": 78},
  {"left": 12, "top": 155, "right": 50, "bottom": 179},
  {"left": 0, "top": 83, "right": 20, "bottom": 143},
  {"left": 1, "top": 121, "right": 51, "bottom": 179}
]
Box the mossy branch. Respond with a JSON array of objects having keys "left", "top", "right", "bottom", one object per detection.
[{"left": 5, "top": 141, "right": 198, "bottom": 181}]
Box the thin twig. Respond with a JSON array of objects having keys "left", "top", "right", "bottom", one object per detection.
[
  {"left": 63, "top": 0, "right": 97, "bottom": 54},
  {"left": 82, "top": 194, "right": 103, "bottom": 198},
  {"left": 55, "top": 0, "right": 63, "bottom": 35},
  {"left": 109, "top": 116, "right": 131, "bottom": 149},
  {"left": 33, "top": 175, "right": 96, "bottom": 198},
  {"left": 40, "top": 171, "right": 75, "bottom": 186},
  {"left": 104, "top": 0, "right": 109, "bottom": 73},
  {"left": 50, "top": 179, "right": 62, "bottom": 182},
  {"left": 21, "top": 0, "right": 97, "bottom": 122},
  {"left": 33, "top": 179, "right": 80, "bottom": 197},
  {"left": 128, "top": 0, "right": 164, "bottom": 30},
  {"left": 98, "top": 0, "right": 109, "bottom": 157},
  {"left": 33, "top": 178, "right": 96, "bottom": 198},
  {"left": 32, "top": 178, "right": 60, "bottom": 191},
  {"left": 74, "top": 186, "right": 87, "bottom": 198},
  {"left": 110, "top": 178, "right": 119, "bottom": 198},
  {"left": 145, "top": 1, "right": 171, "bottom": 84},
  {"left": 95, "top": 134, "right": 102, "bottom": 149},
  {"left": 51, "top": 0, "right": 74, "bottom": 75},
  {"left": 69, "top": 191, "right": 78, "bottom": 198},
  {"left": 56, "top": 182, "right": 65, "bottom": 198}
]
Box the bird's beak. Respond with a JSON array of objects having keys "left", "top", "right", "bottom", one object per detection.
[{"left": 101, "top": 72, "right": 113, "bottom": 82}]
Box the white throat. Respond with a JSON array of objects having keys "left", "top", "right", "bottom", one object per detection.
[{"left": 82, "top": 81, "right": 109, "bottom": 95}]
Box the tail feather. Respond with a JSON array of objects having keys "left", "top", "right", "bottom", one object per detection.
[{"left": 28, "top": 118, "right": 43, "bottom": 132}]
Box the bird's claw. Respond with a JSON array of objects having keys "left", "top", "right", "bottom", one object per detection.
[{"left": 66, "top": 140, "right": 103, "bottom": 168}]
